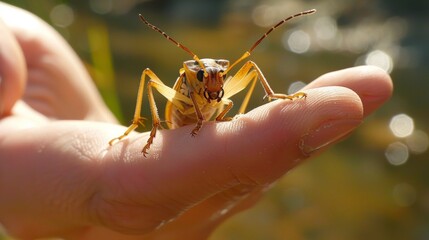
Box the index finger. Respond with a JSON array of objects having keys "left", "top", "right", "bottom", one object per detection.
[{"left": 303, "top": 65, "right": 393, "bottom": 116}]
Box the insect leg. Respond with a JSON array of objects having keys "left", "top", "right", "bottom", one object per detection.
[
  {"left": 223, "top": 61, "right": 306, "bottom": 115},
  {"left": 222, "top": 61, "right": 260, "bottom": 114},
  {"left": 108, "top": 68, "right": 152, "bottom": 147},
  {"left": 189, "top": 91, "right": 204, "bottom": 136},
  {"left": 237, "top": 71, "right": 258, "bottom": 114},
  {"left": 109, "top": 68, "right": 192, "bottom": 156},
  {"left": 143, "top": 72, "right": 194, "bottom": 155},
  {"left": 215, "top": 99, "right": 233, "bottom": 121},
  {"left": 215, "top": 69, "right": 257, "bottom": 120},
  {"left": 247, "top": 61, "right": 307, "bottom": 101},
  {"left": 142, "top": 77, "right": 161, "bottom": 156}
]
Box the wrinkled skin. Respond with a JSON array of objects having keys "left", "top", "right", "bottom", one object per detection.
[{"left": 0, "top": 2, "right": 393, "bottom": 240}]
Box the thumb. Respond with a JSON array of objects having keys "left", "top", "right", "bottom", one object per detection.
[{"left": 0, "top": 19, "right": 26, "bottom": 116}]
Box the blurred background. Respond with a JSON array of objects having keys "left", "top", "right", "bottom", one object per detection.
[{"left": 2, "top": 0, "right": 429, "bottom": 239}]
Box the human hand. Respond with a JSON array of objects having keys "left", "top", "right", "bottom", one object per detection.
[{"left": 0, "top": 2, "right": 393, "bottom": 240}]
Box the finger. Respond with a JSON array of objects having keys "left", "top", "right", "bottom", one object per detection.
[
  {"left": 0, "top": 3, "right": 116, "bottom": 122},
  {"left": 303, "top": 65, "right": 393, "bottom": 116},
  {"left": 100, "top": 86, "right": 363, "bottom": 233},
  {"left": 0, "top": 19, "right": 26, "bottom": 116}
]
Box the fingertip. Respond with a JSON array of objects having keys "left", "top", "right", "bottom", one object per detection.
[
  {"left": 352, "top": 65, "right": 393, "bottom": 114},
  {"left": 297, "top": 87, "right": 363, "bottom": 156},
  {"left": 259, "top": 86, "right": 362, "bottom": 177},
  {"left": 245, "top": 86, "right": 364, "bottom": 155},
  {"left": 305, "top": 66, "right": 393, "bottom": 116}
]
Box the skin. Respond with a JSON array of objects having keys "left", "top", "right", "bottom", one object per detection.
[{"left": 0, "top": 2, "right": 393, "bottom": 240}]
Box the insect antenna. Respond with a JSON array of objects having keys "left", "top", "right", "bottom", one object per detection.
[
  {"left": 222, "top": 9, "right": 316, "bottom": 76},
  {"left": 139, "top": 14, "right": 208, "bottom": 77},
  {"left": 248, "top": 9, "right": 316, "bottom": 53}
]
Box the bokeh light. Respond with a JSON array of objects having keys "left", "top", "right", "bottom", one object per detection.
[
  {"left": 313, "top": 16, "right": 338, "bottom": 50},
  {"left": 288, "top": 81, "right": 307, "bottom": 94},
  {"left": 385, "top": 142, "right": 409, "bottom": 166},
  {"left": 389, "top": 113, "right": 414, "bottom": 138},
  {"left": 282, "top": 30, "right": 311, "bottom": 54},
  {"left": 314, "top": 16, "right": 337, "bottom": 40},
  {"left": 365, "top": 50, "right": 394, "bottom": 73},
  {"left": 89, "top": 0, "right": 113, "bottom": 15},
  {"left": 49, "top": 4, "right": 74, "bottom": 28},
  {"left": 252, "top": 4, "right": 277, "bottom": 27},
  {"left": 406, "top": 130, "right": 429, "bottom": 154}
]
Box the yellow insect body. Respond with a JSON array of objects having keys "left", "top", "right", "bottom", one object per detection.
[
  {"left": 165, "top": 59, "right": 230, "bottom": 129},
  {"left": 109, "top": 9, "right": 316, "bottom": 156}
]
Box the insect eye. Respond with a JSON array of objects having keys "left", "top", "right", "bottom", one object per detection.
[{"left": 197, "top": 70, "right": 204, "bottom": 82}]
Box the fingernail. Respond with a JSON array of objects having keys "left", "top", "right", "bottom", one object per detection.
[{"left": 299, "top": 119, "right": 362, "bottom": 156}]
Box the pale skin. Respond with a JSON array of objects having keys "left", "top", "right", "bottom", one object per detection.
[{"left": 0, "top": 2, "right": 393, "bottom": 240}]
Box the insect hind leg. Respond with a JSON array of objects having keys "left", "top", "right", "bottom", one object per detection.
[
  {"left": 109, "top": 68, "right": 192, "bottom": 156},
  {"left": 223, "top": 60, "right": 306, "bottom": 115},
  {"left": 247, "top": 61, "right": 307, "bottom": 101},
  {"left": 108, "top": 68, "right": 153, "bottom": 148},
  {"left": 108, "top": 123, "right": 140, "bottom": 146},
  {"left": 143, "top": 71, "right": 194, "bottom": 156}
]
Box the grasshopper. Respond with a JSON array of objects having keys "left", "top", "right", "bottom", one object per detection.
[{"left": 109, "top": 9, "right": 316, "bottom": 156}]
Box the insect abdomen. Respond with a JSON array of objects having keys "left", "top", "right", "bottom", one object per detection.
[{"left": 166, "top": 102, "right": 218, "bottom": 129}]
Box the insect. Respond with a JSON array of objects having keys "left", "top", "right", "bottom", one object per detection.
[{"left": 109, "top": 9, "right": 316, "bottom": 156}]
